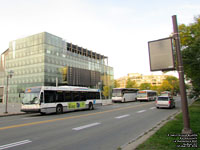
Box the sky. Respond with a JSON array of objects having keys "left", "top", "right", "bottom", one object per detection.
[{"left": 0, "top": 0, "right": 200, "bottom": 79}]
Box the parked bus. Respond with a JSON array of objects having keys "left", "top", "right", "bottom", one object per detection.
[
  {"left": 160, "top": 91, "right": 173, "bottom": 99},
  {"left": 112, "top": 88, "right": 139, "bottom": 103},
  {"left": 21, "top": 86, "right": 102, "bottom": 114},
  {"left": 137, "top": 90, "right": 157, "bottom": 101}
]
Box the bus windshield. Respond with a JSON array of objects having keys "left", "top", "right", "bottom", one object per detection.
[
  {"left": 112, "top": 89, "right": 122, "bottom": 97},
  {"left": 22, "top": 92, "right": 40, "bottom": 104},
  {"left": 137, "top": 92, "right": 147, "bottom": 97},
  {"left": 22, "top": 87, "right": 41, "bottom": 104}
]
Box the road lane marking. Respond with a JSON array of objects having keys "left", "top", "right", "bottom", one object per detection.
[
  {"left": 22, "top": 117, "right": 40, "bottom": 120},
  {"left": 0, "top": 102, "right": 154, "bottom": 131},
  {"left": 137, "top": 110, "right": 146, "bottom": 113},
  {"left": 150, "top": 107, "right": 156, "bottom": 110},
  {"left": 110, "top": 105, "right": 120, "bottom": 108},
  {"left": 72, "top": 122, "right": 101, "bottom": 131},
  {"left": 0, "top": 140, "right": 31, "bottom": 150},
  {"left": 115, "top": 114, "right": 130, "bottom": 119}
]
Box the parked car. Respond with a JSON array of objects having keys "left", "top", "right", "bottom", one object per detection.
[{"left": 156, "top": 96, "right": 175, "bottom": 109}]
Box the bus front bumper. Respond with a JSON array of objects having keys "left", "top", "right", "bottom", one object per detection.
[{"left": 21, "top": 108, "right": 41, "bottom": 113}]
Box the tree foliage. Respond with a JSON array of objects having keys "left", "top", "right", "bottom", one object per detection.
[
  {"left": 139, "top": 83, "right": 151, "bottom": 90},
  {"left": 126, "top": 78, "right": 137, "bottom": 88},
  {"left": 179, "top": 15, "right": 200, "bottom": 97},
  {"left": 160, "top": 76, "right": 179, "bottom": 95},
  {"left": 114, "top": 80, "right": 120, "bottom": 88},
  {"left": 102, "top": 86, "right": 110, "bottom": 99}
]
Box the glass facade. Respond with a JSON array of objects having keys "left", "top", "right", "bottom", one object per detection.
[{"left": 0, "top": 32, "right": 114, "bottom": 103}]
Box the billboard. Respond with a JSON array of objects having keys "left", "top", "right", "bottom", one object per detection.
[{"left": 148, "top": 37, "right": 175, "bottom": 71}]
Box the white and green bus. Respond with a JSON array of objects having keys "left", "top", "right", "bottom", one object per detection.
[{"left": 21, "top": 86, "right": 102, "bottom": 114}]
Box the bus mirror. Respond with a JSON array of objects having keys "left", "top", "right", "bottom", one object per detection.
[
  {"left": 40, "top": 92, "right": 44, "bottom": 104},
  {"left": 19, "top": 93, "right": 24, "bottom": 99}
]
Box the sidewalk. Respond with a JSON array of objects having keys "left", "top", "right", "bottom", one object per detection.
[{"left": 0, "top": 103, "right": 25, "bottom": 117}]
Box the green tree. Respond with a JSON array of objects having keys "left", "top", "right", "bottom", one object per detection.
[
  {"left": 160, "top": 76, "right": 179, "bottom": 95},
  {"left": 139, "top": 83, "right": 151, "bottom": 90},
  {"left": 160, "top": 80, "right": 173, "bottom": 91},
  {"left": 126, "top": 78, "right": 137, "bottom": 88},
  {"left": 114, "top": 80, "right": 120, "bottom": 88},
  {"left": 179, "top": 15, "right": 200, "bottom": 97},
  {"left": 151, "top": 85, "right": 161, "bottom": 94},
  {"left": 102, "top": 86, "right": 110, "bottom": 99}
]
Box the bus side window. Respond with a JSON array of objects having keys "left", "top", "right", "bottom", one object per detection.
[
  {"left": 56, "top": 91, "right": 64, "bottom": 102},
  {"left": 72, "top": 92, "right": 80, "bottom": 101},
  {"left": 87, "top": 92, "right": 92, "bottom": 99},
  {"left": 96, "top": 92, "right": 100, "bottom": 99},
  {"left": 80, "top": 92, "right": 86, "bottom": 101},
  {"left": 64, "top": 91, "right": 72, "bottom": 102},
  {"left": 45, "top": 91, "right": 56, "bottom": 103}
]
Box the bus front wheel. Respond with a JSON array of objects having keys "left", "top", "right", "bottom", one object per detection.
[{"left": 56, "top": 105, "right": 63, "bottom": 114}]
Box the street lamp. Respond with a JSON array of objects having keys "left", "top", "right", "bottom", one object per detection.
[
  {"left": 4, "top": 70, "right": 14, "bottom": 114},
  {"left": 98, "top": 81, "right": 102, "bottom": 99}
]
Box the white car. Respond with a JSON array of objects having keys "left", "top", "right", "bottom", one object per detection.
[{"left": 156, "top": 96, "right": 175, "bottom": 109}]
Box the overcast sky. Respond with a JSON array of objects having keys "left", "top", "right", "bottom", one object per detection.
[{"left": 0, "top": 0, "right": 199, "bottom": 79}]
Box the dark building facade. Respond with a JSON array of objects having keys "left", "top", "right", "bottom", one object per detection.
[{"left": 0, "top": 32, "right": 113, "bottom": 103}]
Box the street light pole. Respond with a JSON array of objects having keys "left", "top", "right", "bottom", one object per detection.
[
  {"left": 4, "top": 75, "right": 9, "bottom": 114},
  {"left": 4, "top": 70, "right": 14, "bottom": 114},
  {"left": 172, "top": 15, "right": 192, "bottom": 134}
]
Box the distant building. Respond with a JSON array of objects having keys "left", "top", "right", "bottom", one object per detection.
[
  {"left": 0, "top": 32, "right": 114, "bottom": 103},
  {"left": 116, "top": 73, "right": 169, "bottom": 88}
]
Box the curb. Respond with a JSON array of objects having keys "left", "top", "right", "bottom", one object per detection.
[{"left": 0, "top": 112, "right": 25, "bottom": 117}]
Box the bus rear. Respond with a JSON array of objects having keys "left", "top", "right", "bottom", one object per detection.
[
  {"left": 160, "top": 91, "right": 173, "bottom": 99},
  {"left": 137, "top": 90, "right": 148, "bottom": 101},
  {"left": 137, "top": 90, "right": 157, "bottom": 101}
]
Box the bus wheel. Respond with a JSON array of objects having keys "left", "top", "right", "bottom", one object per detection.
[
  {"left": 56, "top": 105, "right": 63, "bottom": 114},
  {"left": 88, "top": 102, "right": 94, "bottom": 110},
  {"left": 40, "top": 112, "right": 46, "bottom": 115}
]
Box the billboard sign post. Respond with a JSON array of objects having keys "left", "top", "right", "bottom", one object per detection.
[
  {"left": 148, "top": 15, "right": 192, "bottom": 135},
  {"left": 148, "top": 37, "right": 175, "bottom": 72}
]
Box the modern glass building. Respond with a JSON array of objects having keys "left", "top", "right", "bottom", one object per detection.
[{"left": 0, "top": 32, "right": 113, "bottom": 103}]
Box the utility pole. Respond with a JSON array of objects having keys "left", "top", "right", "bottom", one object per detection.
[
  {"left": 172, "top": 15, "right": 192, "bottom": 134},
  {"left": 4, "top": 75, "right": 9, "bottom": 114},
  {"left": 4, "top": 70, "right": 14, "bottom": 114}
]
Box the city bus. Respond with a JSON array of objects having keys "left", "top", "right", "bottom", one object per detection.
[
  {"left": 112, "top": 88, "right": 139, "bottom": 103},
  {"left": 137, "top": 90, "right": 157, "bottom": 102},
  {"left": 21, "top": 86, "right": 102, "bottom": 114},
  {"left": 160, "top": 91, "right": 173, "bottom": 99}
]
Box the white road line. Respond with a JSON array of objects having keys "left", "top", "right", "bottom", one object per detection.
[
  {"left": 111, "top": 105, "right": 120, "bottom": 108},
  {"left": 22, "top": 117, "right": 39, "bottom": 120},
  {"left": 72, "top": 122, "right": 101, "bottom": 131},
  {"left": 0, "top": 140, "right": 32, "bottom": 150},
  {"left": 115, "top": 114, "right": 130, "bottom": 119},
  {"left": 137, "top": 110, "right": 146, "bottom": 113},
  {"left": 150, "top": 107, "right": 156, "bottom": 110}
]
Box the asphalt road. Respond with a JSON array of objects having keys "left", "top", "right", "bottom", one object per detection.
[{"left": 0, "top": 97, "right": 183, "bottom": 150}]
